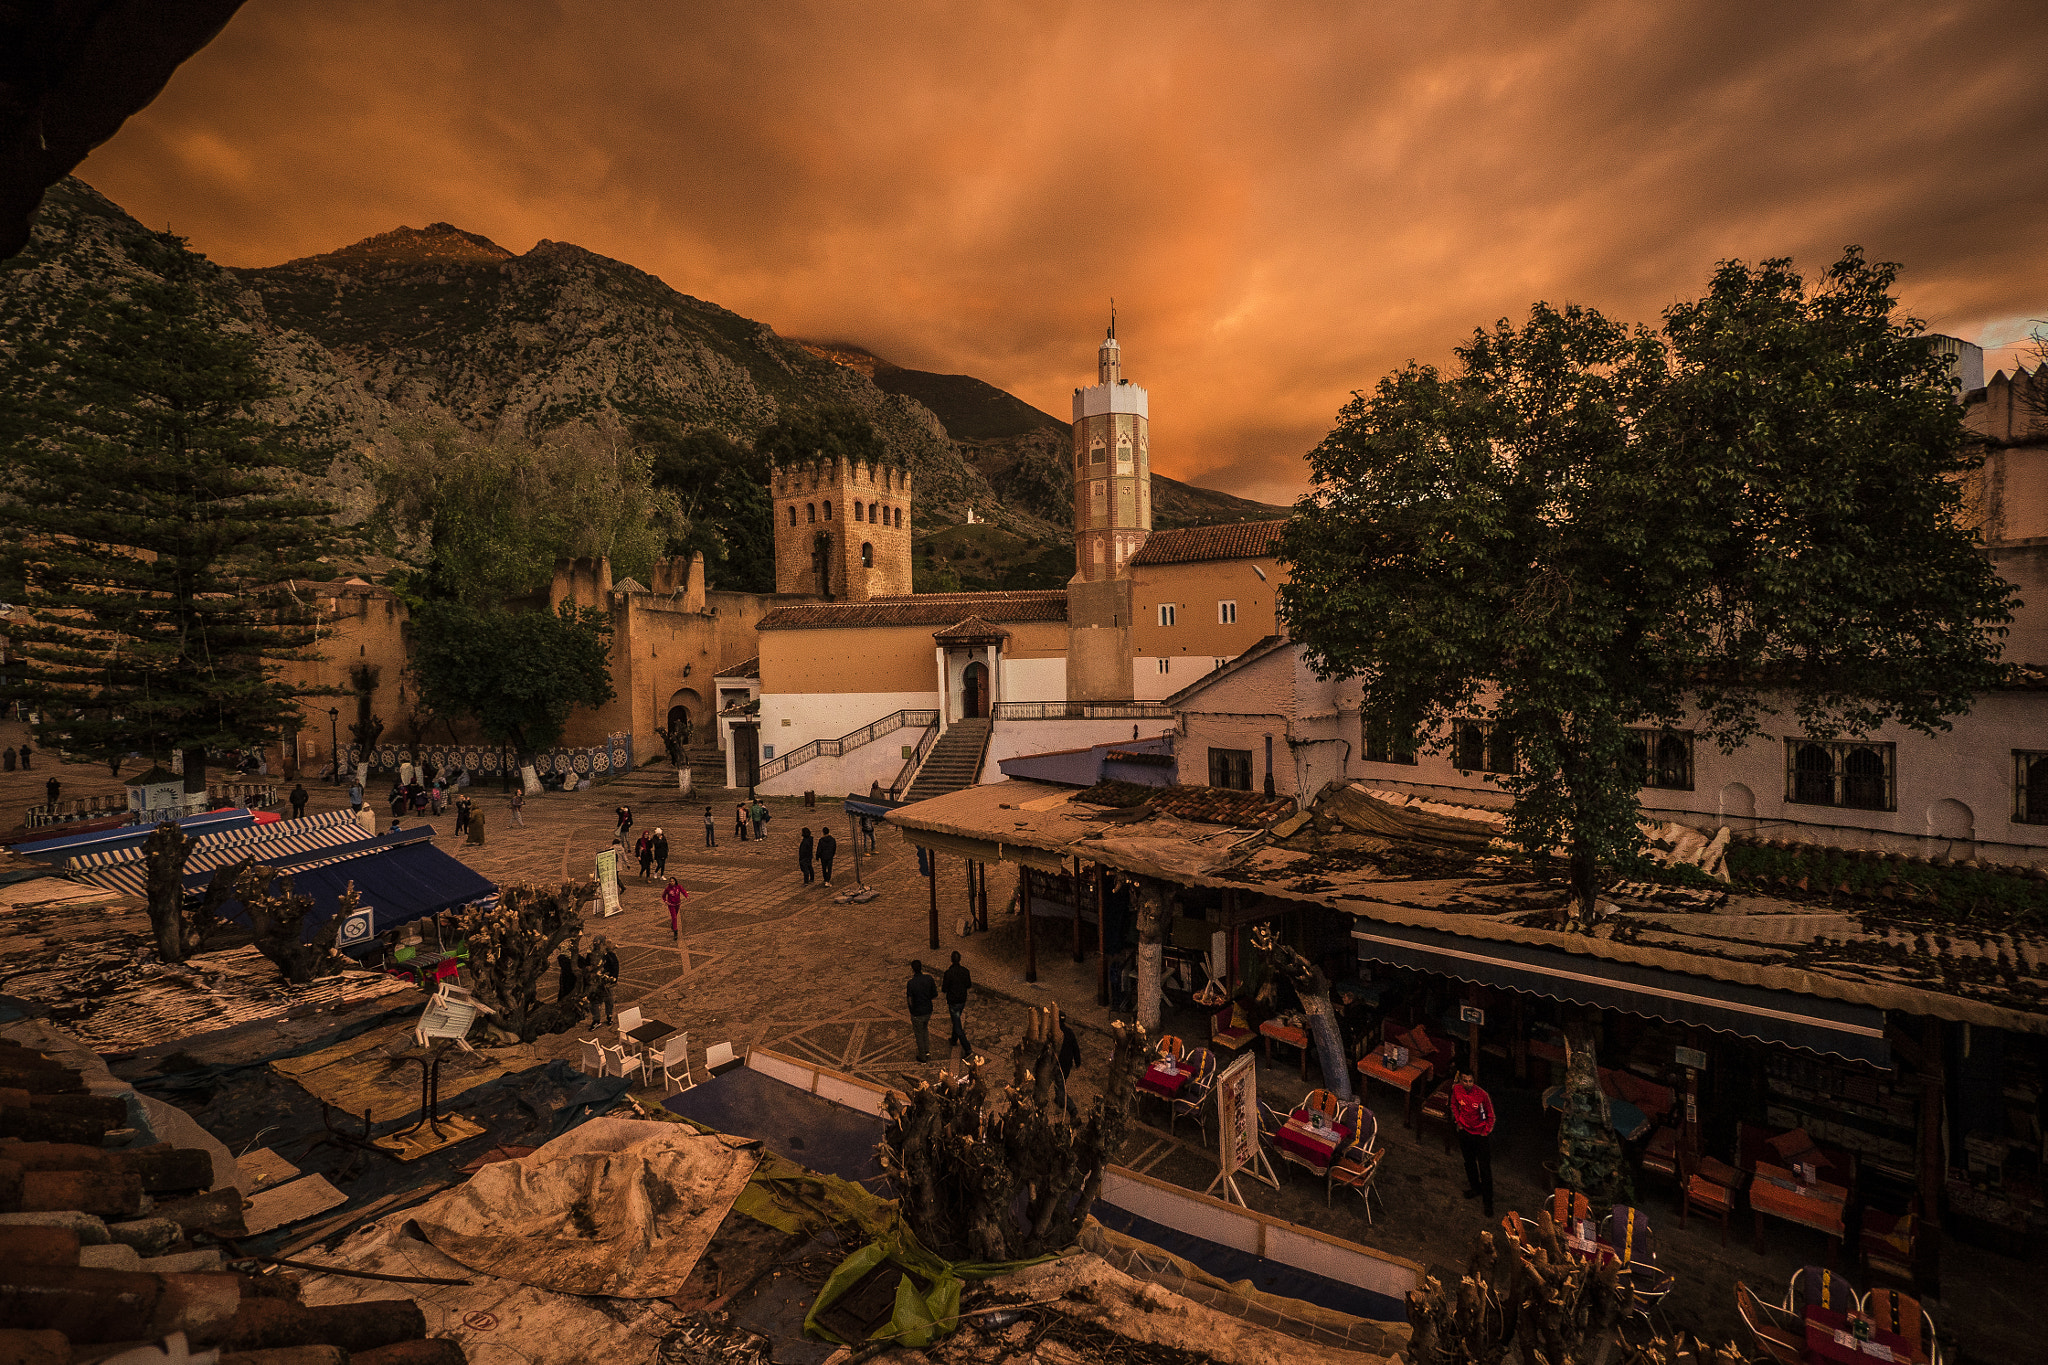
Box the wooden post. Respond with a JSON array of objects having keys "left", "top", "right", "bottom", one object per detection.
[
  {"left": 1919, "top": 1018, "right": 1944, "bottom": 1234},
  {"left": 1467, "top": 986, "right": 1482, "bottom": 1073},
  {"left": 1071, "top": 857, "right": 1085, "bottom": 962},
  {"left": 1023, "top": 862, "right": 1037, "bottom": 983},
  {"left": 1095, "top": 864, "right": 1109, "bottom": 1006},
  {"left": 976, "top": 859, "right": 990, "bottom": 932},
  {"left": 927, "top": 850, "right": 939, "bottom": 950}
]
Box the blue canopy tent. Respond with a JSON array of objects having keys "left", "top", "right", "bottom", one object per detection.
[
  {"left": 841, "top": 793, "right": 905, "bottom": 822},
  {"left": 15, "top": 808, "right": 253, "bottom": 863},
  {"left": 195, "top": 830, "right": 497, "bottom": 944}
]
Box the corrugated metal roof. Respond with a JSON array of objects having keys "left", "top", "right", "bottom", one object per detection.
[
  {"left": 758, "top": 591, "right": 1067, "bottom": 630},
  {"left": 1129, "top": 520, "right": 1287, "bottom": 566}
]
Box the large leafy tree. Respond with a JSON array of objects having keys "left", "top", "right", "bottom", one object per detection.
[
  {"left": 1280, "top": 249, "right": 2014, "bottom": 914},
  {"left": 638, "top": 420, "right": 776, "bottom": 592},
  {"left": 0, "top": 232, "right": 343, "bottom": 787},
  {"left": 407, "top": 600, "right": 616, "bottom": 767}
]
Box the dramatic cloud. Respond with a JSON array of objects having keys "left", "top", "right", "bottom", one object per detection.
[{"left": 78, "top": 0, "right": 2048, "bottom": 503}]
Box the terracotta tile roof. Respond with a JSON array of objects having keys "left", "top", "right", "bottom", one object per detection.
[
  {"left": 757, "top": 591, "right": 1067, "bottom": 631},
  {"left": 715, "top": 656, "right": 760, "bottom": 679},
  {"left": 1129, "top": 519, "right": 1287, "bottom": 566},
  {"left": 932, "top": 615, "right": 1012, "bottom": 643}
]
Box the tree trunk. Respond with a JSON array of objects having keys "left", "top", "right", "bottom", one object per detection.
[
  {"left": 1133, "top": 880, "right": 1171, "bottom": 1033},
  {"left": 180, "top": 747, "right": 208, "bottom": 801},
  {"left": 1255, "top": 933, "right": 1353, "bottom": 1099},
  {"left": 140, "top": 822, "right": 191, "bottom": 963}
]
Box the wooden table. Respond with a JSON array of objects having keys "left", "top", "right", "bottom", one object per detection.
[
  {"left": 1259, "top": 1019, "right": 1311, "bottom": 1079},
  {"left": 1803, "top": 1304, "right": 1921, "bottom": 1365},
  {"left": 1357, "top": 1052, "right": 1433, "bottom": 1132},
  {"left": 1751, "top": 1160, "right": 1848, "bottom": 1262},
  {"left": 1274, "top": 1109, "right": 1351, "bottom": 1177}
]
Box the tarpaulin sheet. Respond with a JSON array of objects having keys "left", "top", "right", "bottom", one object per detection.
[
  {"left": 411, "top": 1117, "right": 759, "bottom": 1297},
  {"left": 664, "top": 1065, "right": 888, "bottom": 1189},
  {"left": 213, "top": 836, "right": 495, "bottom": 939}
]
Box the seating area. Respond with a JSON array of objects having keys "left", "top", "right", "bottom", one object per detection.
[{"left": 1735, "top": 1266, "right": 1940, "bottom": 1365}]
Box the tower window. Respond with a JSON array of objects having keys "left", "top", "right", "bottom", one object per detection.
[
  {"left": 861, "top": 542, "right": 874, "bottom": 568},
  {"left": 853, "top": 503, "right": 863, "bottom": 522},
  {"left": 1218, "top": 600, "right": 1237, "bottom": 624},
  {"left": 1090, "top": 440, "right": 1106, "bottom": 465},
  {"left": 788, "top": 506, "right": 796, "bottom": 526},
  {"left": 807, "top": 503, "right": 816, "bottom": 523},
  {"left": 823, "top": 500, "right": 832, "bottom": 519},
  {"left": 1158, "top": 657, "right": 1171, "bottom": 674},
  {"left": 1158, "top": 604, "right": 1176, "bottom": 626},
  {"left": 894, "top": 507, "right": 903, "bottom": 528}
]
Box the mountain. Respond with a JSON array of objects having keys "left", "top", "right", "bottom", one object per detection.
[{"left": 794, "top": 340, "right": 1291, "bottom": 531}]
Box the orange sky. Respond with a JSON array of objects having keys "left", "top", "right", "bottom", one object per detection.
[{"left": 77, "top": 0, "right": 2048, "bottom": 505}]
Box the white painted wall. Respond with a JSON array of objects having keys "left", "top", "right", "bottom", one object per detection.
[
  {"left": 756, "top": 725, "right": 933, "bottom": 798},
  {"left": 1134, "top": 654, "right": 1232, "bottom": 701},
  {"left": 756, "top": 691, "right": 939, "bottom": 761},
  {"left": 984, "top": 717, "right": 1177, "bottom": 776},
  {"left": 1000, "top": 655, "right": 1068, "bottom": 704}
]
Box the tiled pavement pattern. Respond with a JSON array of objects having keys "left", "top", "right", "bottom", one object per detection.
[{"left": 4, "top": 722, "right": 2037, "bottom": 1359}]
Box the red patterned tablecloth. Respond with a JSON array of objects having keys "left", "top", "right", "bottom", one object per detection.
[
  {"left": 1274, "top": 1111, "right": 1351, "bottom": 1173},
  {"left": 1137, "top": 1061, "right": 1191, "bottom": 1100},
  {"left": 1804, "top": 1305, "right": 1920, "bottom": 1365}
]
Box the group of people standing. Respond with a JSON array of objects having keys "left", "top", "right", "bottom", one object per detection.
[
  {"left": 698, "top": 800, "right": 771, "bottom": 846},
  {"left": 631, "top": 827, "right": 670, "bottom": 879},
  {"left": 558, "top": 938, "right": 622, "bottom": 1025},
  {"left": 796, "top": 827, "right": 838, "bottom": 884}
]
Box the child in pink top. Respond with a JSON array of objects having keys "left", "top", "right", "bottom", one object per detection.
[{"left": 662, "top": 877, "right": 689, "bottom": 941}]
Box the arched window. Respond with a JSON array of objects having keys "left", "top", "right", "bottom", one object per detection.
[
  {"left": 1793, "top": 743, "right": 1832, "bottom": 804},
  {"left": 893, "top": 507, "right": 902, "bottom": 528},
  {"left": 787, "top": 505, "right": 797, "bottom": 526},
  {"left": 806, "top": 504, "right": 816, "bottom": 523},
  {"left": 1843, "top": 746, "right": 1888, "bottom": 810},
  {"left": 824, "top": 500, "right": 832, "bottom": 519},
  {"left": 853, "top": 502, "right": 864, "bottom": 522},
  {"left": 861, "top": 542, "right": 874, "bottom": 568}
]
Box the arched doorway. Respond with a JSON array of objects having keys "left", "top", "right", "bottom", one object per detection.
[
  {"left": 666, "top": 687, "right": 702, "bottom": 747},
  {"left": 961, "top": 661, "right": 989, "bottom": 719}
]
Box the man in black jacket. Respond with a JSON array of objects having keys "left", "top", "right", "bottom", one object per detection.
[
  {"left": 817, "top": 830, "right": 838, "bottom": 884},
  {"left": 906, "top": 961, "right": 938, "bottom": 1063},
  {"left": 941, "top": 951, "right": 974, "bottom": 1058}
]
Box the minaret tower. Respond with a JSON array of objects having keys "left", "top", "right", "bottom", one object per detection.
[
  {"left": 1065, "top": 306, "right": 1152, "bottom": 701},
  {"left": 1071, "top": 306, "right": 1151, "bottom": 581}
]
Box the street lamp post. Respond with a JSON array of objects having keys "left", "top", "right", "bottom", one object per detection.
[{"left": 328, "top": 707, "right": 340, "bottom": 785}]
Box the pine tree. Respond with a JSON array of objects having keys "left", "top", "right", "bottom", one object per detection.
[{"left": 0, "top": 231, "right": 345, "bottom": 791}]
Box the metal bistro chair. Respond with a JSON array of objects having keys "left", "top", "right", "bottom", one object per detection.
[
  {"left": 1864, "top": 1287, "right": 1939, "bottom": 1365},
  {"left": 1301, "top": 1087, "right": 1344, "bottom": 1124},
  {"left": 1168, "top": 1047, "right": 1219, "bottom": 1142},
  {"left": 1155, "top": 1035, "right": 1188, "bottom": 1067},
  {"left": 1327, "top": 1105, "right": 1384, "bottom": 1220},
  {"left": 1735, "top": 1281, "right": 1808, "bottom": 1365},
  {"left": 1785, "top": 1265, "right": 1857, "bottom": 1316},
  {"left": 1605, "top": 1204, "right": 1676, "bottom": 1321}
]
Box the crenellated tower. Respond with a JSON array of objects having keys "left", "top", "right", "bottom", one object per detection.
[
  {"left": 770, "top": 455, "right": 912, "bottom": 601},
  {"left": 1065, "top": 309, "right": 1152, "bottom": 700}
]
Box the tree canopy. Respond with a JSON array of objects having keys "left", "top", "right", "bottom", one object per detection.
[
  {"left": 0, "top": 232, "right": 345, "bottom": 780},
  {"left": 406, "top": 599, "right": 616, "bottom": 762},
  {"left": 753, "top": 403, "right": 891, "bottom": 471},
  {"left": 1279, "top": 248, "right": 2015, "bottom": 912},
  {"left": 639, "top": 419, "right": 776, "bottom": 592}
]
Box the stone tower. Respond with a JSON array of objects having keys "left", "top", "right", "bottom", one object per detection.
[
  {"left": 1066, "top": 309, "right": 1152, "bottom": 700},
  {"left": 770, "top": 455, "right": 912, "bottom": 602}
]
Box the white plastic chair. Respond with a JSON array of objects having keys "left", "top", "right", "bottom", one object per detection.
[
  {"left": 654, "top": 1032, "right": 693, "bottom": 1094},
  {"left": 704, "top": 1041, "right": 738, "bottom": 1074},
  {"left": 600, "top": 1042, "right": 643, "bottom": 1084},
  {"left": 614, "top": 1006, "right": 644, "bottom": 1042},
  {"left": 575, "top": 1037, "right": 605, "bottom": 1077}
]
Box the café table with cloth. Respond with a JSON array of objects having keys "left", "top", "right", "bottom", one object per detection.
[
  {"left": 1137, "top": 1058, "right": 1192, "bottom": 1102},
  {"left": 1751, "top": 1160, "right": 1850, "bottom": 1261},
  {"left": 1274, "top": 1108, "right": 1352, "bottom": 1177},
  {"left": 1803, "top": 1304, "right": 1923, "bottom": 1365},
  {"left": 1358, "top": 1051, "right": 1433, "bottom": 1132}
]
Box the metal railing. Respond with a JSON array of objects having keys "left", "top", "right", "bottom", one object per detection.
[
  {"left": 757, "top": 709, "right": 939, "bottom": 782},
  {"left": 888, "top": 721, "right": 944, "bottom": 800},
  {"left": 991, "top": 701, "right": 1174, "bottom": 721}
]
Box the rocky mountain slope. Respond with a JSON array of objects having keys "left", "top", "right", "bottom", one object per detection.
[{"left": 5, "top": 178, "right": 1282, "bottom": 553}]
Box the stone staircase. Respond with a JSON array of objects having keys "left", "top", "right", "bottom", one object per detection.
[{"left": 904, "top": 719, "right": 992, "bottom": 803}]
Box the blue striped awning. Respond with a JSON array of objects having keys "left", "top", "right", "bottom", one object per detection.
[
  {"left": 65, "top": 809, "right": 358, "bottom": 872},
  {"left": 73, "top": 811, "right": 384, "bottom": 898},
  {"left": 15, "top": 808, "right": 253, "bottom": 862}
]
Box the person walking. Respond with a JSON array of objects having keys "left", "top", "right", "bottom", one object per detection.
[
  {"left": 1451, "top": 1070, "right": 1497, "bottom": 1217},
  {"left": 817, "top": 829, "right": 838, "bottom": 884},
  {"left": 388, "top": 785, "right": 406, "bottom": 821},
  {"left": 289, "top": 783, "right": 308, "bottom": 819},
  {"left": 455, "top": 792, "right": 472, "bottom": 836},
  {"left": 19, "top": 743, "right": 31, "bottom": 770},
  {"left": 652, "top": 828, "right": 668, "bottom": 876},
  {"left": 734, "top": 801, "right": 750, "bottom": 841},
  {"left": 45, "top": 776, "right": 60, "bottom": 809},
  {"left": 507, "top": 787, "right": 524, "bottom": 828},
  {"left": 906, "top": 961, "right": 938, "bottom": 1062},
  {"left": 797, "top": 828, "right": 814, "bottom": 884},
  {"left": 410, "top": 786, "right": 430, "bottom": 820},
  {"left": 941, "top": 952, "right": 974, "bottom": 1058},
  {"left": 702, "top": 805, "right": 716, "bottom": 848},
  {"left": 636, "top": 831, "right": 654, "bottom": 881},
  {"left": 860, "top": 814, "right": 877, "bottom": 853},
  {"left": 348, "top": 779, "right": 364, "bottom": 812},
  {"left": 750, "top": 799, "right": 768, "bottom": 840},
  {"left": 429, "top": 784, "right": 445, "bottom": 816},
  {"left": 616, "top": 804, "right": 633, "bottom": 839},
  {"left": 663, "top": 877, "right": 688, "bottom": 941}
]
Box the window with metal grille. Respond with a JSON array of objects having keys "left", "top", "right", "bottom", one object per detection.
[
  {"left": 2014, "top": 751, "right": 2048, "bottom": 824},
  {"left": 1208, "top": 748, "right": 1253, "bottom": 791},
  {"left": 1784, "top": 739, "right": 1894, "bottom": 811},
  {"left": 1624, "top": 728, "right": 1694, "bottom": 791},
  {"left": 1453, "top": 718, "right": 1514, "bottom": 773},
  {"left": 1363, "top": 714, "right": 1419, "bottom": 765}
]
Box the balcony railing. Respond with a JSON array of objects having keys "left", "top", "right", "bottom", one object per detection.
[
  {"left": 757, "top": 709, "right": 939, "bottom": 781},
  {"left": 889, "top": 722, "right": 944, "bottom": 800},
  {"left": 991, "top": 701, "right": 1174, "bottom": 721}
]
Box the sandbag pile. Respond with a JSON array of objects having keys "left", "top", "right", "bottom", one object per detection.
[{"left": 0, "top": 1035, "right": 465, "bottom": 1365}]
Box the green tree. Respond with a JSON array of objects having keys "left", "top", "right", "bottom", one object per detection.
[
  {"left": 753, "top": 403, "right": 891, "bottom": 470},
  {"left": 0, "top": 232, "right": 344, "bottom": 788},
  {"left": 407, "top": 600, "right": 616, "bottom": 768},
  {"left": 638, "top": 420, "right": 776, "bottom": 592},
  {"left": 1280, "top": 249, "right": 2014, "bottom": 915},
  {"left": 373, "top": 419, "right": 677, "bottom": 608}
]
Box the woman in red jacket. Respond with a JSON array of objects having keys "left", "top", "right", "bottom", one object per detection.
[{"left": 1451, "top": 1071, "right": 1496, "bottom": 1216}]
